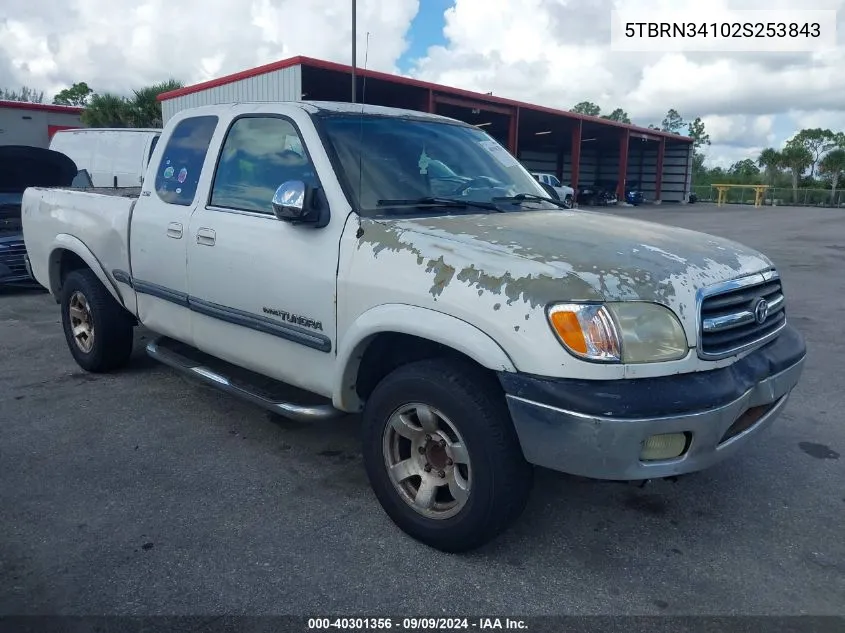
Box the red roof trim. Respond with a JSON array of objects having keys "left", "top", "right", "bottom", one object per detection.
[
  {"left": 0, "top": 100, "right": 84, "bottom": 114},
  {"left": 157, "top": 56, "right": 307, "bottom": 102},
  {"left": 158, "top": 55, "right": 693, "bottom": 143}
]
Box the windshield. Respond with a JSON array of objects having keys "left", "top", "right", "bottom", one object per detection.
[{"left": 314, "top": 113, "right": 557, "bottom": 215}]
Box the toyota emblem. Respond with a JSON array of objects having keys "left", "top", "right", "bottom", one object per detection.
[{"left": 753, "top": 298, "right": 769, "bottom": 324}]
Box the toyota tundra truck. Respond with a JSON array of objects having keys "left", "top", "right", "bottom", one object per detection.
[{"left": 21, "top": 101, "right": 806, "bottom": 552}]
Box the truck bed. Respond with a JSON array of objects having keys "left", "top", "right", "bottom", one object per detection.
[
  {"left": 62, "top": 186, "right": 142, "bottom": 198},
  {"left": 22, "top": 186, "right": 139, "bottom": 303}
]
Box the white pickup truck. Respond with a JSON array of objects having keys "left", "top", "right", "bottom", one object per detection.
[
  {"left": 22, "top": 101, "right": 806, "bottom": 552},
  {"left": 531, "top": 172, "right": 575, "bottom": 208}
]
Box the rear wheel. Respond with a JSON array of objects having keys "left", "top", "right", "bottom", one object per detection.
[
  {"left": 60, "top": 269, "right": 134, "bottom": 372},
  {"left": 361, "top": 358, "right": 533, "bottom": 552}
]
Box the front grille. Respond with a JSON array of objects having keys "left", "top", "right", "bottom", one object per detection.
[
  {"left": 698, "top": 271, "right": 786, "bottom": 359},
  {"left": 0, "top": 240, "right": 29, "bottom": 276}
]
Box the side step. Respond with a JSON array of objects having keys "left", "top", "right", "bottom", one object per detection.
[{"left": 146, "top": 337, "right": 344, "bottom": 422}]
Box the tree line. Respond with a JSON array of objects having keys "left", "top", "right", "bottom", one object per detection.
[
  {"left": 1, "top": 80, "right": 183, "bottom": 128},
  {"left": 695, "top": 129, "right": 845, "bottom": 204}
]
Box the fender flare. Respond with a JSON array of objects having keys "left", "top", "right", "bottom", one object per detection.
[
  {"left": 47, "top": 234, "right": 125, "bottom": 306},
  {"left": 332, "top": 303, "right": 517, "bottom": 411}
]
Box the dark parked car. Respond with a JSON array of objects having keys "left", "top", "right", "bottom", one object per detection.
[
  {"left": 0, "top": 146, "right": 79, "bottom": 286},
  {"left": 577, "top": 182, "right": 618, "bottom": 206}
]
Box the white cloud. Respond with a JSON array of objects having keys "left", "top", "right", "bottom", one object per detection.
[
  {"left": 2, "top": 0, "right": 844, "bottom": 169},
  {"left": 787, "top": 110, "right": 845, "bottom": 134},
  {"left": 702, "top": 115, "right": 776, "bottom": 148},
  {"left": 0, "top": 0, "right": 419, "bottom": 95},
  {"left": 700, "top": 144, "right": 765, "bottom": 169},
  {"left": 410, "top": 0, "right": 845, "bottom": 166}
]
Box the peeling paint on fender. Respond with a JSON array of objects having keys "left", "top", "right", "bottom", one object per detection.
[{"left": 348, "top": 208, "right": 774, "bottom": 380}]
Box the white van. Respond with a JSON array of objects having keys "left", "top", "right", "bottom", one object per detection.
[{"left": 49, "top": 128, "right": 161, "bottom": 188}]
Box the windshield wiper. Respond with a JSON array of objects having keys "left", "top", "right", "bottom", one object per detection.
[
  {"left": 492, "top": 193, "right": 570, "bottom": 209},
  {"left": 376, "top": 196, "right": 502, "bottom": 212}
]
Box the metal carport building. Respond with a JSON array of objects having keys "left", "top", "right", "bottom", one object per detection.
[{"left": 158, "top": 56, "right": 695, "bottom": 204}]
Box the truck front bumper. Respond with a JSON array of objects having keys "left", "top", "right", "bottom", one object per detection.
[{"left": 498, "top": 324, "right": 806, "bottom": 480}]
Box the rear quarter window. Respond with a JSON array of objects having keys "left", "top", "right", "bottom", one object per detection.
[{"left": 154, "top": 116, "right": 218, "bottom": 206}]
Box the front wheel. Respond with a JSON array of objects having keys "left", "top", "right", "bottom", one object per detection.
[
  {"left": 563, "top": 194, "right": 574, "bottom": 209},
  {"left": 60, "top": 269, "right": 134, "bottom": 372},
  {"left": 361, "top": 358, "right": 533, "bottom": 552}
]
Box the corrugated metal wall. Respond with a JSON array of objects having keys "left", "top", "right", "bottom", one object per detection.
[
  {"left": 161, "top": 66, "right": 302, "bottom": 124},
  {"left": 517, "top": 150, "right": 556, "bottom": 176},
  {"left": 663, "top": 141, "right": 692, "bottom": 203},
  {"left": 0, "top": 107, "right": 82, "bottom": 148}
]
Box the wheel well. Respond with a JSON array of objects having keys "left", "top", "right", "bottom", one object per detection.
[
  {"left": 50, "top": 249, "right": 88, "bottom": 298},
  {"left": 354, "top": 332, "right": 495, "bottom": 401}
]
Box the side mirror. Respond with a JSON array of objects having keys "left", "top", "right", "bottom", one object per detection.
[{"left": 271, "top": 180, "right": 318, "bottom": 223}]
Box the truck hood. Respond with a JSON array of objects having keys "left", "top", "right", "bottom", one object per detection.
[
  {"left": 0, "top": 145, "right": 78, "bottom": 194},
  {"left": 365, "top": 209, "right": 773, "bottom": 325}
]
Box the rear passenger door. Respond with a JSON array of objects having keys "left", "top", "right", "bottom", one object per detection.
[{"left": 128, "top": 115, "right": 218, "bottom": 344}]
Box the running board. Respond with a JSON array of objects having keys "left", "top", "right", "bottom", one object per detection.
[{"left": 145, "top": 337, "right": 344, "bottom": 422}]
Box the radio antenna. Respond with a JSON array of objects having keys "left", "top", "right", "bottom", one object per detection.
[
  {"left": 351, "top": 0, "right": 356, "bottom": 103},
  {"left": 355, "top": 31, "right": 370, "bottom": 238},
  {"left": 362, "top": 32, "right": 370, "bottom": 104}
]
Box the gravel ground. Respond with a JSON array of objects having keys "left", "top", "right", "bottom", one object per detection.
[{"left": 0, "top": 203, "right": 843, "bottom": 617}]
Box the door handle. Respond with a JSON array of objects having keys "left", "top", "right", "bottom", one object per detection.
[
  {"left": 166, "top": 222, "right": 183, "bottom": 239},
  {"left": 196, "top": 227, "right": 216, "bottom": 246}
]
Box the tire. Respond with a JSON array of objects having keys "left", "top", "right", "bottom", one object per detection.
[
  {"left": 563, "top": 194, "right": 574, "bottom": 209},
  {"left": 361, "top": 358, "right": 533, "bottom": 552},
  {"left": 60, "top": 268, "right": 134, "bottom": 373}
]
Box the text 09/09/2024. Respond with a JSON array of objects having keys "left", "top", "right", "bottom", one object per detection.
[{"left": 610, "top": 9, "right": 837, "bottom": 52}]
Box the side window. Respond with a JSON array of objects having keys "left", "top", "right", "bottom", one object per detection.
[
  {"left": 147, "top": 135, "right": 160, "bottom": 167},
  {"left": 549, "top": 175, "right": 561, "bottom": 187},
  {"left": 154, "top": 116, "right": 218, "bottom": 206},
  {"left": 210, "top": 116, "right": 318, "bottom": 214}
]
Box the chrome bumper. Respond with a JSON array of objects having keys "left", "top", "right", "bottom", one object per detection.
[{"left": 503, "top": 346, "right": 806, "bottom": 481}]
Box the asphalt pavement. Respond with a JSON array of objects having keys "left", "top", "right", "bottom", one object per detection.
[{"left": 1, "top": 204, "right": 843, "bottom": 616}]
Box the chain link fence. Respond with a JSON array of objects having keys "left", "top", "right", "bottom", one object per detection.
[{"left": 692, "top": 185, "right": 845, "bottom": 208}]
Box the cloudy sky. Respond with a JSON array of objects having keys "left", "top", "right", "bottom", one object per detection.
[{"left": 2, "top": 0, "right": 843, "bottom": 167}]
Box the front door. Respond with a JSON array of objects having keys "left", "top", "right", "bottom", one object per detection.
[
  {"left": 185, "top": 113, "right": 341, "bottom": 397},
  {"left": 128, "top": 115, "right": 219, "bottom": 343}
]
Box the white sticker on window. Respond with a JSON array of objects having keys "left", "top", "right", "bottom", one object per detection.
[
  {"left": 479, "top": 140, "right": 519, "bottom": 168},
  {"left": 418, "top": 148, "right": 431, "bottom": 174}
]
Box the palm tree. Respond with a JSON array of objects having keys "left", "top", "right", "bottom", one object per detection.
[
  {"left": 129, "top": 79, "right": 183, "bottom": 128},
  {"left": 819, "top": 148, "right": 845, "bottom": 204},
  {"left": 81, "top": 93, "right": 133, "bottom": 127},
  {"left": 80, "top": 79, "right": 184, "bottom": 128},
  {"left": 780, "top": 143, "right": 812, "bottom": 203},
  {"left": 757, "top": 148, "right": 783, "bottom": 186}
]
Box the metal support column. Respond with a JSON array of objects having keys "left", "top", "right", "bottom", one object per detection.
[
  {"left": 351, "top": 0, "right": 357, "bottom": 103},
  {"left": 508, "top": 107, "right": 520, "bottom": 155},
  {"left": 570, "top": 121, "right": 582, "bottom": 191},
  {"left": 655, "top": 138, "right": 665, "bottom": 204},
  {"left": 617, "top": 130, "right": 630, "bottom": 201}
]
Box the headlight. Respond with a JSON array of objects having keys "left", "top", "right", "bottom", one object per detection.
[{"left": 547, "top": 302, "right": 688, "bottom": 363}]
